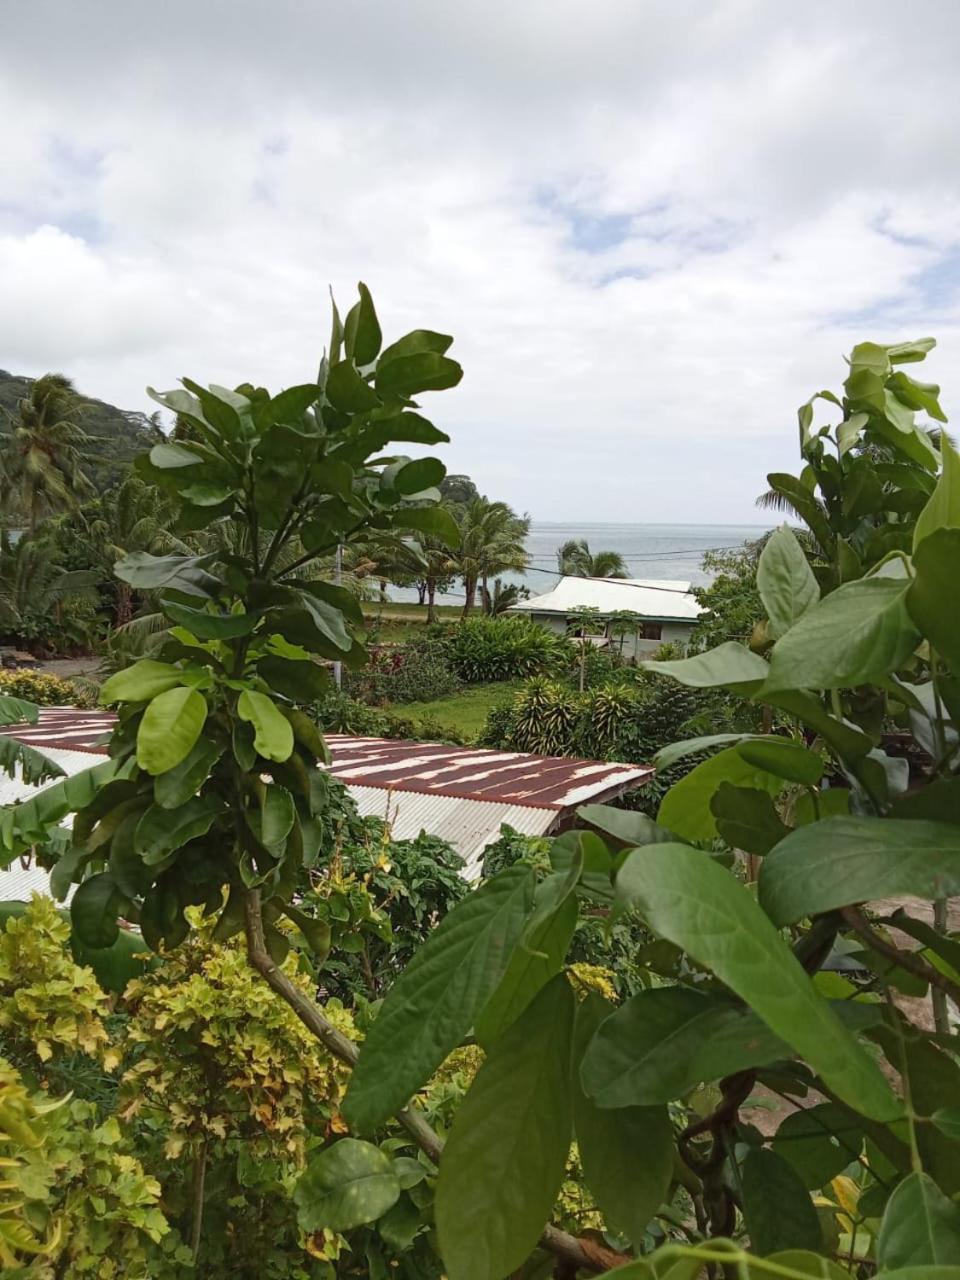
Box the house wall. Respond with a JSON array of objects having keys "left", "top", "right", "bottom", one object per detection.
[{"left": 528, "top": 612, "right": 694, "bottom": 658}]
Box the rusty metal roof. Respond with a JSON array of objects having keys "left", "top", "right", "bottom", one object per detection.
[
  {"left": 0, "top": 710, "right": 651, "bottom": 809},
  {"left": 0, "top": 709, "right": 652, "bottom": 878}
]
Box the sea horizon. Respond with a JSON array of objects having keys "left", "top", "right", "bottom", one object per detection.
[{"left": 388, "top": 519, "right": 773, "bottom": 604}]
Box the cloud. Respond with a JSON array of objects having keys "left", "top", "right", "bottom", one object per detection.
[{"left": 2, "top": 0, "right": 960, "bottom": 523}]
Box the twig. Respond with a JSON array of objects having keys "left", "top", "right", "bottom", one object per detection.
[
  {"left": 840, "top": 906, "right": 960, "bottom": 1011},
  {"left": 242, "top": 888, "right": 610, "bottom": 1274}
]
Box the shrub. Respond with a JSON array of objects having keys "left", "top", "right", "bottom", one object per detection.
[
  {"left": 348, "top": 634, "right": 461, "bottom": 704},
  {"left": 446, "top": 616, "right": 572, "bottom": 682},
  {"left": 0, "top": 668, "right": 83, "bottom": 705}
]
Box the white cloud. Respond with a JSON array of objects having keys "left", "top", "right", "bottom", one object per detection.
[{"left": 2, "top": 0, "right": 960, "bottom": 522}]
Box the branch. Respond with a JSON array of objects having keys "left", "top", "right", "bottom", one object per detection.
[
  {"left": 242, "top": 890, "right": 611, "bottom": 1273},
  {"left": 840, "top": 906, "right": 960, "bottom": 1010}
]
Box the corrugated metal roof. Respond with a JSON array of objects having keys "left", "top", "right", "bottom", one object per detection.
[
  {"left": 0, "top": 710, "right": 652, "bottom": 880},
  {"left": 509, "top": 575, "right": 703, "bottom": 623}
]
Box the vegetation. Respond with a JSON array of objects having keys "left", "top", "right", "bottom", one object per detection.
[
  {"left": 3, "top": 313, "right": 958, "bottom": 1280},
  {"left": 556, "top": 538, "right": 628, "bottom": 578}
]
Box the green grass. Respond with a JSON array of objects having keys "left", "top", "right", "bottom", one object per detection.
[
  {"left": 361, "top": 602, "right": 461, "bottom": 644},
  {"left": 384, "top": 680, "right": 523, "bottom": 740}
]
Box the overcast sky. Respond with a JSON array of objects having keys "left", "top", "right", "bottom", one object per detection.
[{"left": 2, "top": 2, "right": 959, "bottom": 523}]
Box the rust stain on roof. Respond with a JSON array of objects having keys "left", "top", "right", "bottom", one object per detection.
[{"left": 0, "top": 709, "right": 652, "bottom": 810}]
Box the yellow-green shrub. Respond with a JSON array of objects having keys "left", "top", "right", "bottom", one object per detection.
[{"left": 0, "top": 669, "right": 82, "bottom": 706}]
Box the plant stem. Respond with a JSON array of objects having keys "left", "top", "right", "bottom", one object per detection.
[
  {"left": 840, "top": 906, "right": 960, "bottom": 1011},
  {"left": 932, "top": 897, "right": 950, "bottom": 1034},
  {"left": 241, "top": 889, "right": 608, "bottom": 1274},
  {"left": 190, "top": 1136, "right": 207, "bottom": 1264}
]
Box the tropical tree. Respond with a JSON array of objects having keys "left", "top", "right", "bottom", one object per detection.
[
  {"left": 450, "top": 497, "right": 529, "bottom": 618},
  {"left": 556, "top": 538, "right": 627, "bottom": 578},
  {"left": 0, "top": 373, "right": 95, "bottom": 530},
  {"left": 0, "top": 533, "right": 99, "bottom": 650},
  {"left": 83, "top": 475, "right": 191, "bottom": 626}
]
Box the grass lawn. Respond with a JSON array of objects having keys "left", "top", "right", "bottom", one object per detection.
[
  {"left": 384, "top": 680, "right": 523, "bottom": 740},
  {"left": 361, "top": 601, "right": 462, "bottom": 644}
]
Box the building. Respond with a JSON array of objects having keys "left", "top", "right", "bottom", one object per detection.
[
  {"left": 0, "top": 709, "right": 653, "bottom": 888},
  {"left": 508, "top": 575, "right": 703, "bottom": 659}
]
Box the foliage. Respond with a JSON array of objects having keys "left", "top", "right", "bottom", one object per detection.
[
  {"left": 305, "top": 828, "right": 468, "bottom": 1002},
  {"left": 556, "top": 538, "right": 628, "bottom": 578},
  {"left": 690, "top": 539, "right": 766, "bottom": 650},
  {"left": 0, "top": 668, "right": 87, "bottom": 706},
  {"left": 341, "top": 337, "right": 960, "bottom": 1279},
  {"left": 0, "top": 533, "right": 102, "bottom": 654},
  {"left": 446, "top": 615, "right": 573, "bottom": 682},
  {"left": 0, "top": 895, "right": 112, "bottom": 1073},
  {"left": 0, "top": 1055, "right": 176, "bottom": 1279},
  {"left": 348, "top": 633, "right": 461, "bottom": 704},
  {"left": 446, "top": 496, "right": 529, "bottom": 617},
  {"left": 0, "top": 373, "right": 95, "bottom": 531}
]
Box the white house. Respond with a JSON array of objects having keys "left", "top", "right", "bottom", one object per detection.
[{"left": 508, "top": 576, "right": 703, "bottom": 659}]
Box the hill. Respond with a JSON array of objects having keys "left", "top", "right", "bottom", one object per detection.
[{"left": 0, "top": 369, "right": 162, "bottom": 493}]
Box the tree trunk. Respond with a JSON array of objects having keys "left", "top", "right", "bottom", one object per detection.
[
  {"left": 461, "top": 576, "right": 478, "bottom": 620},
  {"left": 427, "top": 578, "right": 437, "bottom": 624},
  {"left": 481, "top": 573, "right": 490, "bottom": 615},
  {"left": 417, "top": 580, "right": 427, "bottom": 607}
]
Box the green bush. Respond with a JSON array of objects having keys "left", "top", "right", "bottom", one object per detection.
[
  {"left": 348, "top": 634, "right": 461, "bottom": 704},
  {"left": 0, "top": 668, "right": 84, "bottom": 706},
  {"left": 446, "top": 616, "right": 572, "bottom": 682}
]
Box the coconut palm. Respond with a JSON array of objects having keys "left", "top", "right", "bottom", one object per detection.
[
  {"left": 556, "top": 538, "right": 628, "bottom": 578},
  {"left": 85, "top": 475, "right": 192, "bottom": 625},
  {"left": 0, "top": 533, "right": 99, "bottom": 649},
  {"left": 0, "top": 374, "right": 95, "bottom": 530},
  {"left": 450, "top": 498, "right": 529, "bottom": 619}
]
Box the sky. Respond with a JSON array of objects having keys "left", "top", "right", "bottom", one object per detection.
[{"left": 2, "top": 1, "right": 960, "bottom": 523}]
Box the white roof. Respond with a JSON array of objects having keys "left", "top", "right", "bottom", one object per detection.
[{"left": 510, "top": 576, "right": 703, "bottom": 623}]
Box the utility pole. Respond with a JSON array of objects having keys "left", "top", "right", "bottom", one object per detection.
[{"left": 333, "top": 543, "right": 343, "bottom": 690}]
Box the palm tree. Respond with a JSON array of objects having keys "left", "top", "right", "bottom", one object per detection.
[
  {"left": 86, "top": 475, "right": 191, "bottom": 625},
  {"left": 450, "top": 498, "right": 529, "bottom": 619},
  {"left": 556, "top": 538, "right": 628, "bottom": 578},
  {"left": 0, "top": 533, "right": 99, "bottom": 648},
  {"left": 0, "top": 374, "right": 95, "bottom": 530}
]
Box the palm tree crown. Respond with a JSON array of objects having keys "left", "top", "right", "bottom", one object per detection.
[
  {"left": 0, "top": 373, "right": 95, "bottom": 530},
  {"left": 556, "top": 538, "right": 628, "bottom": 579},
  {"left": 450, "top": 497, "right": 529, "bottom": 617}
]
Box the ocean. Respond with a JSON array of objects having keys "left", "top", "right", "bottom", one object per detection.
[{"left": 388, "top": 521, "right": 772, "bottom": 604}]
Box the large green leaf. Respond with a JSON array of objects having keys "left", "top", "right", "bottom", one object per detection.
[
  {"left": 99, "top": 659, "right": 184, "bottom": 704},
  {"left": 644, "top": 642, "right": 769, "bottom": 691},
  {"left": 741, "top": 1148, "right": 821, "bottom": 1256},
  {"left": 877, "top": 1172, "right": 960, "bottom": 1269},
  {"left": 154, "top": 738, "right": 223, "bottom": 809},
  {"left": 343, "top": 282, "right": 382, "bottom": 365},
  {"left": 573, "top": 994, "right": 673, "bottom": 1244},
  {"left": 435, "top": 975, "right": 574, "bottom": 1280},
  {"left": 736, "top": 739, "right": 824, "bottom": 785},
  {"left": 134, "top": 796, "right": 221, "bottom": 864},
  {"left": 764, "top": 576, "right": 918, "bottom": 693},
  {"left": 582, "top": 986, "right": 809, "bottom": 1107},
  {"left": 343, "top": 866, "right": 536, "bottom": 1131},
  {"left": 70, "top": 872, "right": 125, "bottom": 948},
  {"left": 255, "top": 655, "right": 330, "bottom": 703},
  {"left": 136, "top": 686, "right": 208, "bottom": 776},
  {"left": 375, "top": 350, "right": 463, "bottom": 398},
  {"left": 758, "top": 525, "right": 820, "bottom": 639},
  {"left": 710, "top": 783, "right": 791, "bottom": 856},
  {"left": 0, "top": 695, "right": 38, "bottom": 727},
  {"left": 615, "top": 845, "right": 900, "bottom": 1121},
  {"left": 658, "top": 747, "right": 784, "bottom": 842},
  {"left": 395, "top": 504, "right": 460, "bottom": 547},
  {"left": 113, "top": 551, "right": 219, "bottom": 594},
  {"left": 236, "top": 690, "right": 294, "bottom": 762},
  {"left": 653, "top": 733, "right": 754, "bottom": 772},
  {"left": 294, "top": 1138, "right": 400, "bottom": 1233},
  {"left": 577, "top": 804, "right": 674, "bottom": 849},
  {"left": 0, "top": 735, "right": 65, "bottom": 787},
  {"left": 474, "top": 869, "right": 578, "bottom": 1048},
  {"left": 908, "top": 528, "right": 960, "bottom": 674},
  {"left": 771, "top": 1104, "right": 863, "bottom": 1189},
  {"left": 162, "top": 601, "right": 259, "bottom": 640},
  {"left": 758, "top": 816, "right": 960, "bottom": 926},
  {"left": 914, "top": 435, "right": 960, "bottom": 550}
]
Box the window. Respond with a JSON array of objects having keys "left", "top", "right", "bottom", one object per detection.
[{"left": 639, "top": 622, "right": 662, "bottom": 640}]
